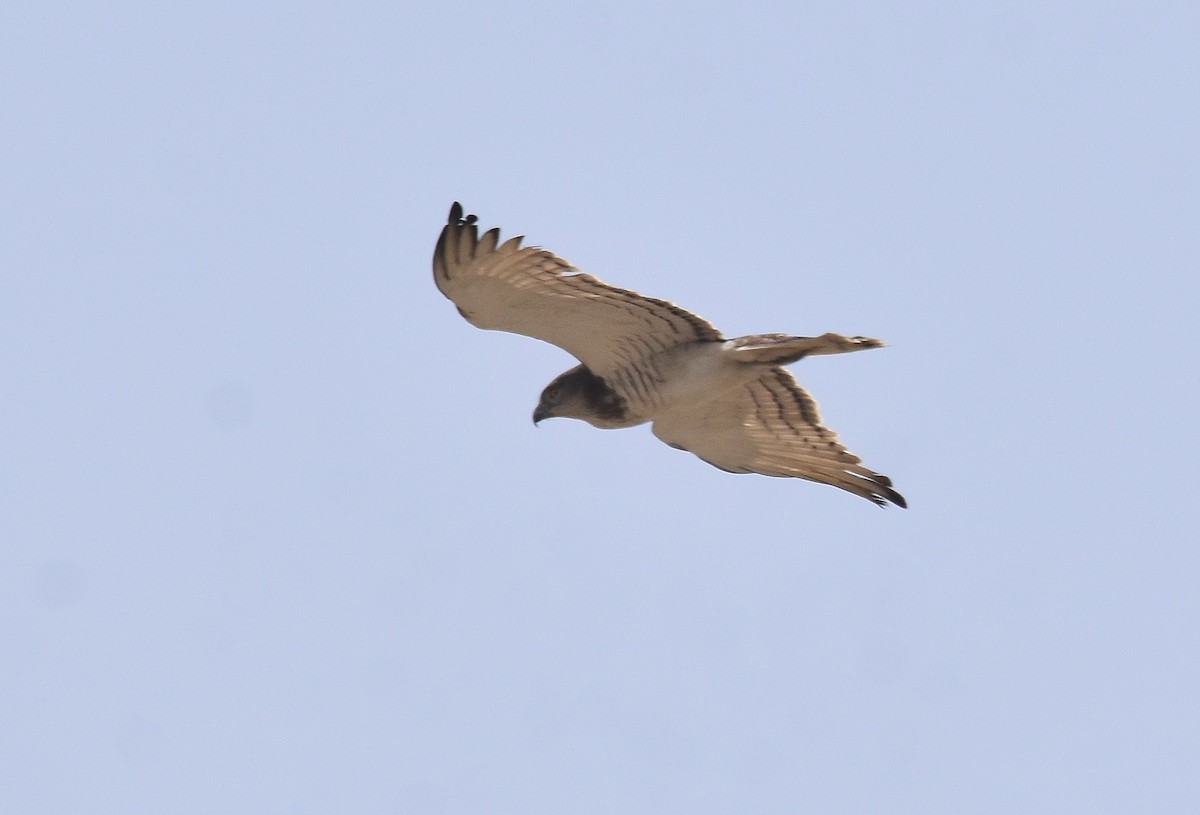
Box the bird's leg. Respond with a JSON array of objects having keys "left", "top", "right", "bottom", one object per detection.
[
  {"left": 793, "top": 332, "right": 884, "bottom": 356},
  {"left": 724, "top": 332, "right": 885, "bottom": 365}
]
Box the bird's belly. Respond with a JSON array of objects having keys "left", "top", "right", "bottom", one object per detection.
[{"left": 652, "top": 345, "right": 758, "bottom": 412}]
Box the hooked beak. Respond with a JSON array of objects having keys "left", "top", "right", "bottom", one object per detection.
[{"left": 532, "top": 405, "right": 548, "bottom": 425}]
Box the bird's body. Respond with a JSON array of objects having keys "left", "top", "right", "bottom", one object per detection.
[
  {"left": 654, "top": 342, "right": 752, "bottom": 417},
  {"left": 433, "top": 203, "right": 906, "bottom": 508}
]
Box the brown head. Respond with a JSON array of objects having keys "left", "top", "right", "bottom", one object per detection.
[{"left": 532, "top": 365, "right": 631, "bottom": 429}]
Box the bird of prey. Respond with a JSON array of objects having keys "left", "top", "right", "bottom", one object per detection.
[{"left": 432, "top": 203, "right": 906, "bottom": 508}]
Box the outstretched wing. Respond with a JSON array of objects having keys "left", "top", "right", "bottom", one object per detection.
[
  {"left": 433, "top": 203, "right": 722, "bottom": 379},
  {"left": 651, "top": 367, "right": 906, "bottom": 507}
]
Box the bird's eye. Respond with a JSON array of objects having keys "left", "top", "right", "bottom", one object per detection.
[{"left": 546, "top": 387, "right": 561, "bottom": 401}]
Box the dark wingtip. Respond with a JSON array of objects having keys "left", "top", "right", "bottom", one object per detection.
[
  {"left": 874, "top": 483, "right": 907, "bottom": 509},
  {"left": 436, "top": 203, "right": 473, "bottom": 281},
  {"left": 868, "top": 473, "right": 906, "bottom": 509},
  {"left": 448, "top": 201, "right": 478, "bottom": 225}
]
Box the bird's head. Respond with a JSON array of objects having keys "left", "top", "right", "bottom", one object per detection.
[
  {"left": 532, "top": 365, "right": 630, "bottom": 428},
  {"left": 532, "top": 367, "right": 592, "bottom": 425}
]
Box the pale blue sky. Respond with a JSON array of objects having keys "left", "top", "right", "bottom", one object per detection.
[{"left": 3, "top": 2, "right": 1198, "bottom": 813}]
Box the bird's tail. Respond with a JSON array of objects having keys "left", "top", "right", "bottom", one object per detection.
[{"left": 723, "top": 333, "right": 884, "bottom": 366}]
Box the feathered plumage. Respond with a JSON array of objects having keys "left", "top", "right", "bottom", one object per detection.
[{"left": 433, "top": 203, "right": 905, "bottom": 508}]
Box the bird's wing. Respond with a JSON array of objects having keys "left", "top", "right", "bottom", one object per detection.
[
  {"left": 651, "top": 367, "right": 906, "bottom": 507},
  {"left": 433, "top": 203, "right": 722, "bottom": 379}
]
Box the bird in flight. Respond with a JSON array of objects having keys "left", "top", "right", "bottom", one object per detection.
[{"left": 433, "top": 203, "right": 905, "bottom": 508}]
